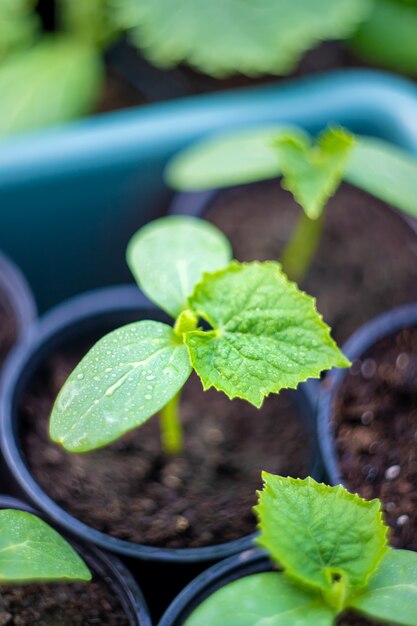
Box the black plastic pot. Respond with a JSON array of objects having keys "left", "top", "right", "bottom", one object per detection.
[
  {"left": 0, "top": 250, "right": 37, "bottom": 362},
  {"left": 158, "top": 549, "right": 271, "bottom": 626},
  {"left": 0, "top": 494, "right": 151, "bottom": 626},
  {"left": 317, "top": 302, "right": 417, "bottom": 486},
  {"left": 0, "top": 284, "right": 321, "bottom": 565}
]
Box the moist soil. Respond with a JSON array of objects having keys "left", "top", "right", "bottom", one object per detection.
[
  {"left": 337, "top": 614, "right": 394, "bottom": 626},
  {"left": 0, "top": 290, "right": 17, "bottom": 368},
  {"left": 334, "top": 327, "right": 417, "bottom": 551},
  {"left": 19, "top": 339, "right": 311, "bottom": 549},
  {"left": 204, "top": 181, "right": 417, "bottom": 344},
  {"left": 0, "top": 579, "right": 129, "bottom": 626}
]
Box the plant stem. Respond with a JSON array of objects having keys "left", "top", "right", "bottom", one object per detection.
[
  {"left": 280, "top": 209, "right": 325, "bottom": 283},
  {"left": 159, "top": 390, "right": 183, "bottom": 455}
]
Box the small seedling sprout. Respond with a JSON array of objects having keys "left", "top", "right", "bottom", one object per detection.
[
  {"left": 50, "top": 216, "right": 349, "bottom": 455},
  {"left": 183, "top": 475, "right": 417, "bottom": 626},
  {"left": 166, "top": 126, "right": 417, "bottom": 282}
]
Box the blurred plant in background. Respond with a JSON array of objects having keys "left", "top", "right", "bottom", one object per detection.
[{"left": 1, "top": 0, "right": 417, "bottom": 138}]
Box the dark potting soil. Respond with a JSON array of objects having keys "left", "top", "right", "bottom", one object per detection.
[
  {"left": 0, "top": 290, "right": 17, "bottom": 368},
  {"left": 204, "top": 181, "right": 417, "bottom": 344},
  {"left": 0, "top": 579, "right": 129, "bottom": 626},
  {"left": 19, "top": 341, "right": 311, "bottom": 549},
  {"left": 337, "top": 613, "right": 394, "bottom": 626},
  {"left": 334, "top": 327, "right": 417, "bottom": 551}
]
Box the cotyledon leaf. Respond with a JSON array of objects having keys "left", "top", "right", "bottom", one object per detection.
[
  {"left": 185, "top": 261, "right": 350, "bottom": 407},
  {"left": 255, "top": 475, "right": 388, "bottom": 595},
  {"left": 183, "top": 572, "right": 336, "bottom": 626},
  {"left": 165, "top": 126, "right": 288, "bottom": 191},
  {"left": 0, "top": 510, "right": 91, "bottom": 582},
  {"left": 349, "top": 548, "right": 417, "bottom": 626},
  {"left": 50, "top": 321, "right": 192, "bottom": 452},
  {"left": 126, "top": 216, "right": 232, "bottom": 319}
]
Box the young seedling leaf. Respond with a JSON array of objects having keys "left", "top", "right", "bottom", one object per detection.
[
  {"left": 50, "top": 321, "right": 192, "bottom": 452},
  {"left": 346, "top": 136, "right": 417, "bottom": 219},
  {"left": 185, "top": 261, "right": 349, "bottom": 407},
  {"left": 58, "top": 0, "right": 120, "bottom": 48},
  {"left": 111, "top": 0, "right": 371, "bottom": 77},
  {"left": 0, "top": 510, "right": 91, "bottom": 582},
  {"left": 275, "top": 127, "right": 356, "bottom": 219},
  {"left": 127, "top": 216, "right": 232, "bottom": 318},
  {"left": 166, "top": 127, "right": 285, "bottom": 191},
  {"left": 255, "top": 475, "right": 388, "bottom": 595},
  {"left": 349, "top": 548, "right": 417, "bottom": 626},
  {"left": 0, "top": 36, "right": 103, "bottom": 137},
  {"left": 183, "top": 572, "right": 335, "bottom": 626}
]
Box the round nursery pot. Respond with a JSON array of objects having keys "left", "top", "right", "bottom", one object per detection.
[
  {"left": 169, "top": 182, "right": 417, "bottom": 347},
  {"left": 0, "top": 495, "right": 151, "bottom": 626},
  {"left": 318, "top": 302, "right": 417, "bottom": 551},
  {"left": 0, "top": 250, "right": 36, "bottom": 369},
  {"left": 0, "top": 285, "right": 321, "bottom": 565}
]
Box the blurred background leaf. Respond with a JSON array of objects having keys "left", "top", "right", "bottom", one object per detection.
[
  {"left": 0, "top": 37, "right": 103, "bottom": 137},
  {"left": 0, "top": 0, "right": 40, "bottom": 61}
]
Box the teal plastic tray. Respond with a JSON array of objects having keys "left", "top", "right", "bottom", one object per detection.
[{"left": 1, "top": 69, "right": 417, "bottom": 310}]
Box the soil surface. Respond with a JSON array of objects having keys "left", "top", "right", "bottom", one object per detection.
[
  {"left": 0, "top": 289, "right": 17, "bottom": 368},
  {"left": 204, "top": 181, "right": 417, "bottom": 344},
  {"left": 334, "top": 327, "right": 417, "bottom": 551},
  {"left": 0, "top": 579, "right": 129, "bottom": 626},
  {"left": 337, "top": 614, "right": 393, "bottom": 626},
  {"left": 20, "top": 338, "right": 311, "bottom": 549}
]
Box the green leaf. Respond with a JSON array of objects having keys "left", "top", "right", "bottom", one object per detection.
[
  {"left": 0, "top": 0, "right": 39, "bottom": 61},
  {"left": 345, "top": 136, "right": 417, "bottom": 219},
  {"left": 349, "top": 0, "right": 417, "bottom": 75},
  {"left": 166, "top": 127, "right": 285, "bottom": 191},
  {"left": 0, "top": 36, "right": 103, "bottom": 138},
  {"left": 275, "top": 127, "right": 356, "bottom": 219},
  {"left": 58, "top": 0, "right": 120, "bottom": 49},
  {"left": 111, "top": 0, "right": 372, "bottom": 77},
  {"left": 0, "top": 510, "right": 91, "bottom": 582},
  {"left": 255, "top": 475, "right": 388, "bottom": 596},
  {"left": 50, "top": 321, "right": 192, "bottom": 452},
  {"left": 185, "top": 261, "right": 349, "bottom": 407},
  {"left": 349, "top": 548, "right": 417, "bottom": 626},
  {"left": 183, "top": 572, "right": 336, "bottom": 626},
  {"left": 127, "top": 217, "right": 232, "bottom": 319}
]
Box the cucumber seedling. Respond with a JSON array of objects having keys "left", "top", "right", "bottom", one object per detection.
[
  {"left": 184, "top": 474, "right": 417, "bottom": 626},
  {"left": 50, "top": 216, "right": 348, "bottom": 455},
  {"left": 166, "top": 125, "right": 417, "bottom": 282}
]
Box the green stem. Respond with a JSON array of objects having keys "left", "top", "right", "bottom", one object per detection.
[
  {"left": 159, "top": 390, "right": 183, "bottom": 455},
  {"left": 280, "top": 209, "right": 325, "bottom": 283}
]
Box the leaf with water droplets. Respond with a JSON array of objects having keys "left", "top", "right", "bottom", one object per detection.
[
  {"left": 50, "top": 321, "right": 192, "bottom": 452},
  {"left": 0, "top": 510, "right": 91, "bottom": 582},
  {"left": 126, "top": 216, "right": 232, "bottom": 318},
  {"left": 185, "top": 261, "right": 349, "bottom": 406}
]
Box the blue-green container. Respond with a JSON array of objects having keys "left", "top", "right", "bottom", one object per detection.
[{"left": 1, "top": 69, "right": 417, "bottom": 311}]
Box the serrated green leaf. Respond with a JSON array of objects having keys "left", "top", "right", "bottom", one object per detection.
[
  {"left": 50, "top": 321, "right": 192, "bottom": 452},
  {"left": 183, "top": 572, "right": 336, "bottom": 626},
  {"left": 349, "top": 548, "right": 417, "bottom": 626},
  {"left": 349, "top": 0, "right": 417, "bottom": 75},
  {"left": 111, "top": 0, "right": 372, "bottom": 77},
  {"left": 0, "top": 36, "right": 103, "bottom": 138},
  {"left": 0, "top": 0, "right": 39, "bottom": 61},
  {"left": 255, "top": 475, "right": 388, "bottom": 596},
  {"left": 0, "top": 510, "right": 91, "bottom": 582},
  {"left": 275, "top": 128, "right": 356, "bottom": 219},
  {"left": 185, "top": 262, "right": 349, "bottom": 407},
  {"left": 166, "top": 127, "right": 286, "bottom": 191},
  {"left": 127, "top": 217, "right": 232, "bottom": 319},
  {"left": 345, "top": 136, "right": 417, "bottom": 219}
]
